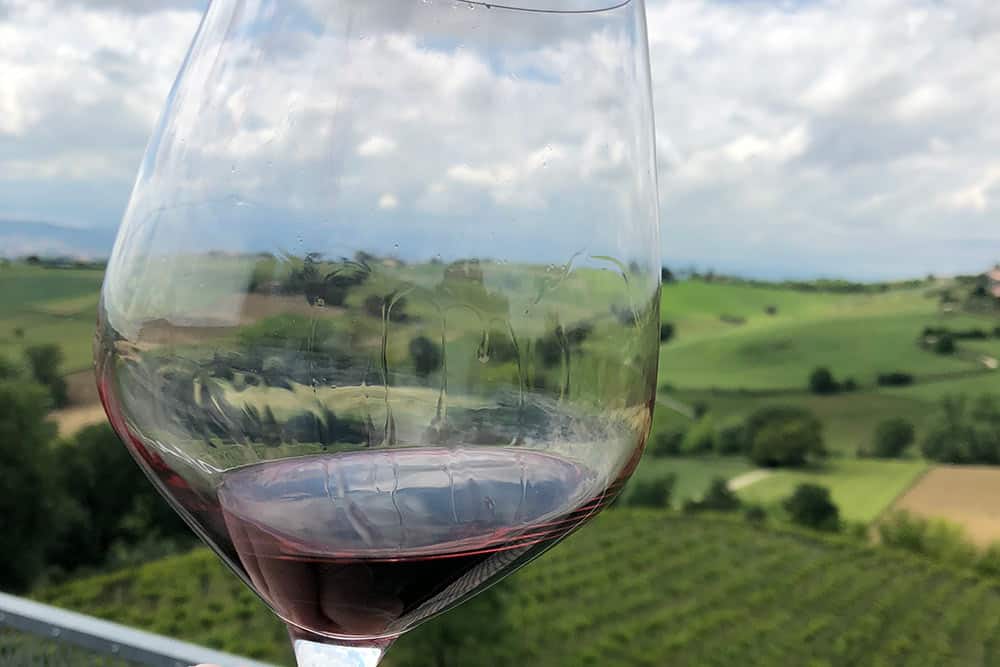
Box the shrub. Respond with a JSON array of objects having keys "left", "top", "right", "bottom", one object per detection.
[
  {"left": 0, "top": 379, "right": 57, "bottom": 590},
  {"left": 809, "top": 366, "right": 839, "bottom": 395},
  {"left": 842, "top": 378, "right": 858, "bottom": 392},
  {"left": 934, "top": 334, "right": 956, "bottom": 355},
  {"left": 0, "top": 356, "right": 20, "bottom": 380},
  {"left": 918, "top": 394, "right": 1000, "bottom": 464},
  {"left": 878, "top": 511, "right": 977, "bottom": 568},
  {"left": 660, "top": 322, "right": 675, "bottom": 343},
  {"left": 877, "top": 372, "right": 914, "bottom": 387},
  {"left": 24, "top": 344, "right": 68, "bottom": 408},
  {"left": 872, "top": 417, "right": 915, "bottom": 458},
  {"left": 681, "top": 416, "right": 716, "bottom": 455},
  {"left": 626, "top": 475, "right": 675, "bottom": 509},
  {"left": 977, "top": 543, "right": 1000, "bottom": 578},
  {"left": 745, "top": 405, "right": 825, "bottom": 467},
  {"left": 715, "top": 420, "right": 746, "bottom": 455},
  {"left": 650, "top": 427, "right": 686, "bottom": 458},
  {"left": 783, "top": 484, "right": 839, "bottom": 532},
  {"left": 684, "top": 478, "right": 741, "bottom": 513},
  {"left": 744, "top": 504, "right": 767, "bottom": 524},
  {"left": 49, "top": 423, "right": 192, "bottom": 574}
]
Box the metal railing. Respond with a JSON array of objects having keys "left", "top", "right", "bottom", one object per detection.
[{"left": 0, "top": 592, "right": 277, "bottom": 667}]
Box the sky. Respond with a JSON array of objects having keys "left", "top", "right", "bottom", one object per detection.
[{"left": 2, "top": 0, "right": 1000, "bottom": 279}]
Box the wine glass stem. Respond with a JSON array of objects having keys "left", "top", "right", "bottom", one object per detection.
[
  {"left": 289, "top": 628, "right": 389, "bottom": 667},
  {"left": 292, "top": 638, "right": 384, "bottom": 667}
]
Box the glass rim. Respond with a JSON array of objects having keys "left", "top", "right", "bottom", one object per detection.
[{"left": 454, "top": 0, "right": 635, "bottom": 14}]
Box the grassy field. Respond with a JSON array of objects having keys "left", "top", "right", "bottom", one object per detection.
[
  {"left": 660, "top": 281, "right": 986, "bottom": 391},
  {"left": 35, "top": 511, "right": 1000, "bottom": 667},
  {"left": 736, "top": 459, "right": 928, "bottom": 524},
  {"left": 0, "top": 263, "right": 103, "bottom": 372}
]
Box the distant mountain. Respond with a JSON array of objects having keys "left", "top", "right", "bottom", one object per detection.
[{"left": 0, "top": 220, "right": 116, "bottom": 259}]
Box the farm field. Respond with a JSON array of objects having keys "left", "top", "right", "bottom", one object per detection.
[
  {"left": 35, "top": 511, "right": 1000, "bottom": 667},
  {"left": 736, "top": 458, "right": 928, "bottom": 524},
  {"left": 891, "top": 466, "right": 1000, "bottom": 546},
  {"left": 0, "top": 263, "right": 104, "bottom": 373}
]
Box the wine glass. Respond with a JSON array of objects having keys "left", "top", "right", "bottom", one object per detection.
[{"left": 95, "top": 0, "right": 660, "bottom": 664}]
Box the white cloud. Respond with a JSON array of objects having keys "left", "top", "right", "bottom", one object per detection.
[
  {"left": 945, "top": 167, "right": 1000, "bottom": 213},
  {"left": 358, "top": 136, "right": 397, "bottom": 157},
  {"left": 378, "top": 193, "right": 399, "bottom": 210},
  {"left": 4, "top": 0, "right": 1000, "bottom": 277}
]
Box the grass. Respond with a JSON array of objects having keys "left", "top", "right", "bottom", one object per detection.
[
  {"left": 736, "top": 458, "right": 928, "bottom": 523},
  {"left": 629, "top": 456, "right": 755, "bottom": 505},
  {"left": 0, "top": 263, "right": 104, "bottom": 372},
  {"left": 35, "top": 511, "right": 1000, "bottom": 666},
  {"left": 662, "top": 312, "right": 979, "bottom": 391}
]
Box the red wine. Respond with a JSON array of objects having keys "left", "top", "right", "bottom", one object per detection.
[
  {"left": 98, "top": 363, "right": 638, "bottom": 641},
  {"left": 217, "top": 448, "right": 611, "bottom": 639}
]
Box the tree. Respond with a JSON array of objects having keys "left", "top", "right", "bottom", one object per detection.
[
  {"left": 783, "top": 484, "right": 839, "bottom": 531},
  {"left": 681, "top": 416, "right": 715, "bottom": 455},
  {"left": 0, "top": 379, "right": 57, "bottom": 590},
  {"left": 873, "top": 417, "right": 915, "bottom": 458},
  {"left": 49, "top": 423, "right": 191, "bottom": 574},
  {"left": 650, "top": 427, "right": 685, "bottom": 458},
  {"left": 684, "top": 477, "right": 741, "bottom": 513},
  {"left": 921, "top": 394, "right": 1000, "bottom": 464},
  {"left": 24, "top": 344, "right": 68, "bottom": 407},
  {"left": 626, "top": 475, "right": 675, "bottom": 508},
  {"left": 877, "top": 372, "right": 914, "bottom": 387},
  {"left": 410, "top": 335, "right": 443, "bottom": 378},
  {"left": 934, "top": 334, "right": 956, "bottom": 355},
  {"left": 660, "top": 322, "right": 675, "bottom": 343},
  {"left": 745, "top": 405, "right": 825, "bottom": 467},
  {"left": 715, "top": 420, "right": 746, "bottom": 455},
  {"left": 808, "top": 366, "right": 838, "bottom": 395},
  {"left": 661, "top": 267, "right": 675, "bottom": 283},
  {"left": 0, "top": 356, "right": 20, "bottom": 380}
]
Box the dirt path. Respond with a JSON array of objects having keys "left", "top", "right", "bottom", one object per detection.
[
  {"left": 728, "top": 469, "right": 772, "bottom": 491},
  {"left": 50, "top": 404, "right": 107, "bottom": 437}
]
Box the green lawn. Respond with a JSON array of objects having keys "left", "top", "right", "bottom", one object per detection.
[
  {"left": 662, "top": 312, "right": 980, "bottom": 391},
  {"left": 737, "top": 458, "right": 928, "bottom": 523},
  {"left": 0, "top": 263, "right": 103, "bottom": 312},
  {"left": 0, "top": 263, "right": 105, "bottom": 372},
  {"left": 629, "top": 456, "right": 756, "bottom": 505}
]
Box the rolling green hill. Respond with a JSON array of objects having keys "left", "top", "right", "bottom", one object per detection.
[
  {"left": 34, "top": 511, "right": 1000, "bottom": 667},
  {"left": 659, "top": 281, "right": 990, "bottom": 391}
]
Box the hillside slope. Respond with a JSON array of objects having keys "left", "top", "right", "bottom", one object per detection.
[{"left": 35, "top": 512, "right": 1000, "bottom": 667}]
